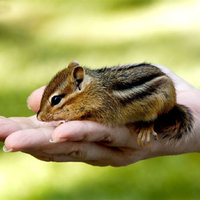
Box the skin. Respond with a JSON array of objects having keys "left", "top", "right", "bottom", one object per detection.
[{"left": 0, "top": 65, "right": 200, "bottom": 167}]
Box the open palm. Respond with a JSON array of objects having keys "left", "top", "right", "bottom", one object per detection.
[{"left": 1, "top": 65, "right": 200, "bottom": 167}]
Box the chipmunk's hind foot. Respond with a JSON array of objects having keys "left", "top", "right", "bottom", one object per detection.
[{"left": 137, "top": 122, "right": 158, "bottom": 148}]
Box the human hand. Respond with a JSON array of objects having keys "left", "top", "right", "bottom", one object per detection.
[{"left": 1, "top": 65, "right": 200, "bottom": 166}]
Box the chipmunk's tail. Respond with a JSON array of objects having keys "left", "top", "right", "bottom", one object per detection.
[{"left": 155, "top": 104, "right": 194, "bottom": 140}]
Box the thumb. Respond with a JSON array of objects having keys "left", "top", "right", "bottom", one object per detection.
[{"left": 27, "top": 86, "right": 45, "bottom": 113}]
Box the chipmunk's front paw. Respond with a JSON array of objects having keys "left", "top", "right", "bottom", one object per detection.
[{"left": 137, "top": 123, "right": 158, "bottom": 148}]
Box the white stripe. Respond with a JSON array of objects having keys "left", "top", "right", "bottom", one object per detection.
[
  {"left": 112, "top": 85, "right": 146, "bottom": 99},
  {"left": 112, "top": 78, "right": 158, "bottom": 100}
]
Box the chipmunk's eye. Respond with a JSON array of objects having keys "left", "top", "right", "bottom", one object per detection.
[{"left": 51, "top": 94, "right": 65, "bottom": 106}]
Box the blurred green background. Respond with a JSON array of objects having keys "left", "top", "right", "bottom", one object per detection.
[{"left": 0, "top": 0, "right": 200, "bottom": 199}]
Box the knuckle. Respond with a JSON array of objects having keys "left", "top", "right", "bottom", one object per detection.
[
  {"left": 68, "top": 149, "right": 86, "bottom": 159},
  {"left": 99, "top": 135, "right": 114, "bottom": 144}
]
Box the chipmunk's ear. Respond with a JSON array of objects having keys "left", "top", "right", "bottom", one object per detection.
[
  {"left": 68, "top": 61, "right": 80, "bottom": 69},
  {"left": 72, "top": 66, "right": 85, "bottom": 90},
  {"left": 73, "top": 66, "right": 84, "bottom": 80}
]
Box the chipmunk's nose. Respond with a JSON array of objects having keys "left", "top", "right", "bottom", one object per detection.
[
  {"left": 37, "top": 110, "right": 43, "bottom": 121},
  {"left": 37, "top": 110, "right": 40, "bottom": 116}
]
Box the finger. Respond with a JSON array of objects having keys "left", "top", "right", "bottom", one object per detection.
[
  {"left": 27, "top": 86, "right": 45, "bottom": 112},
  {"left": 156, "top": 64, "right": 194, "bottom": 91},
  {"left": 0, "top": 116, "right": 22, "bottom": 141},
  {"left": 0, "top": 116, "right": 45, "bottom": 141},
  {"left": 0, "top": 115, "right": 49, "bottom": 139},
  {"left": 10, "top": 115, "right": 59, "bottom": 129},
  {"left": 3, "top": 125, "right": 134, "bottom": 167},
  {"left": 4, "top": 126, "right": 55, "bottom": 151},
  {"left": 51, "top": 121, "right": 137, "bottom": 147},
  {"left": 36, "top": 141, "right": 133, "bottom": 167}
]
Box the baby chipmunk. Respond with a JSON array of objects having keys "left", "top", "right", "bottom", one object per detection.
[{"left": 37, "top": 61, "right": 193, "bottom": 147}]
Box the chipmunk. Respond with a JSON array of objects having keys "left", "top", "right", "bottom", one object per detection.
[{"left": 37, "top": 61, "right": 193, "bottom": 147}]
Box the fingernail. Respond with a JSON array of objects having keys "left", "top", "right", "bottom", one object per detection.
[
  {"left": 3, "top": 145, "right": 13, "bottom": 152},
  {"left": 49, "top": 138, "right": 67, "bottom": 143},
  {"left": 26, "top": 96, "right": 31, "bottom": 110}
]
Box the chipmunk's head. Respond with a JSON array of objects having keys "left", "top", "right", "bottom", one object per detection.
[{"left": 37, "top": 61, "right": 92, "bottom": 122}]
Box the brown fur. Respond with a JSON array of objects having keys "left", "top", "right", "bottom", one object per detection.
[{"left": 37, "top": 61, "right": 193, "bottom": 146}]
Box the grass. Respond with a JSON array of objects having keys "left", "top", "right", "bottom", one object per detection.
[{"left": 0, "top": 0, "right": 200, "bottom": 199}]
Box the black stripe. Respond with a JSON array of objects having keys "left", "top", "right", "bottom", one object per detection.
[
  {"left": 96, "top": 63, "right": 151, "bottom": 74},
  {"left": 115, "top": 63, "right": 152, "bottom": 71},
  {"left": 117, "top": 76, "right": 167, "bottom": 105},
  {"left": 112, "top": 73, "right": 163, "bottom": 91},
  {"left": 118, "top": 85, "right": 157, "bottom": 105}
]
